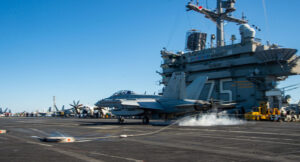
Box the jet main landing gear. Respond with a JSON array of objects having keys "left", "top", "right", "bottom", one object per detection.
[
  {"left": 142, "top": 116, "right": 149, "bottom": 124},
  {"left": 118, "top": 117, "right": 125, "bottom": 124}
]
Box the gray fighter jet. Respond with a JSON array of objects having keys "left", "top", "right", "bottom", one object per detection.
[
  {"left": 0, "top": 108, "right": 9, "bottom": 117},
  {"left": 97, "top": 72, "right": 236, "bottom": 124}
]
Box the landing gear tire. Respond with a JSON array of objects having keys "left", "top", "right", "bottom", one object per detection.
[
  {"left": 142, "top": 116, "right": 149, "bottom": 125},
  {"left": 118, "top": 117, "right": 125, "bottom": 124}
]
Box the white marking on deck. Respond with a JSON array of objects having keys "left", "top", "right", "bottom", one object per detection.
[{"left": 90, "top": 152, "right": 143, "bottom": 162}]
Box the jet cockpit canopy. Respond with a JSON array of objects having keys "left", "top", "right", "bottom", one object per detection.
[{"left": 112, "top": 90, "right": 136, "bottom": 97}]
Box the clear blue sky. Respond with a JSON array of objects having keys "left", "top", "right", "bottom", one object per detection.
[{"left": 0, "top": 0, "right": 299, "bottom": 112}]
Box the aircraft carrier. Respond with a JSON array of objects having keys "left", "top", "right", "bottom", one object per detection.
[
  {"left": 159, "top": 0, "right": 300, "bottom": 112},
  {"left": 1, "top": 1, "right": 300, "bottom": 162}
]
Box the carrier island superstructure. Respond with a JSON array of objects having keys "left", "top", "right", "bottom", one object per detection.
[{"left": 159, "top": 0, "right": 300, "bottom": 112}]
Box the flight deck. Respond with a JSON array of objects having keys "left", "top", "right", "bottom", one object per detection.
[{"left": 0, "top": 118, "right": 299, "bottom": 162}]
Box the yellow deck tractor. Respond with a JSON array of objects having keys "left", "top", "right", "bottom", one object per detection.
[
  {"left": 245, "top": 102, "right": 270, "bottom": 121},
  {"left": 245, "top": 102, "right": 281, "bottom": 121},
  {"left": 270, "top": 108, "right": 281, "bottom": 121}
]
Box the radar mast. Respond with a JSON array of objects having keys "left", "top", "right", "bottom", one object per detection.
[{"left": 186, "top": 0, "right": 247, "bottom": 47}]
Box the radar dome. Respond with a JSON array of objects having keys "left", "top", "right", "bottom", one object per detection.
[{"left": 239, "top": 24, "right": 255, "bottom": 44}]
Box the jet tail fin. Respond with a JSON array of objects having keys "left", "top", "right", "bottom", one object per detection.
[
  {"left": 54, "top": 105, "right": 59, "bottom": 112},
  {"left": 162, "top": 72, "right": 207, "bottom": 100},
  {"left": 162, "top": 72, "right": 186, "bottom": 100},
  {"left": 186, "top": 76, "right": 208, "bottom": 100}
]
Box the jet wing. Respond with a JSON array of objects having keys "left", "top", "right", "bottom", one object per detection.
[
  {"left": 176, "top": 100, "right": 210, "bottom": 109},
  {"left": 138, "top": 101, "right": 164, "bottom": 110},
  {"left": 176, "top": 104, "right": 195, "bottom": 109},
  {"left": 176, "top": 103, "right": 212, "bottom": 112},
  {"left": 120, "top": 99, "right": 164, "bottom": 110},
  {"left": 176, "top": 100, "right": 236, "bottom": 112}
]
